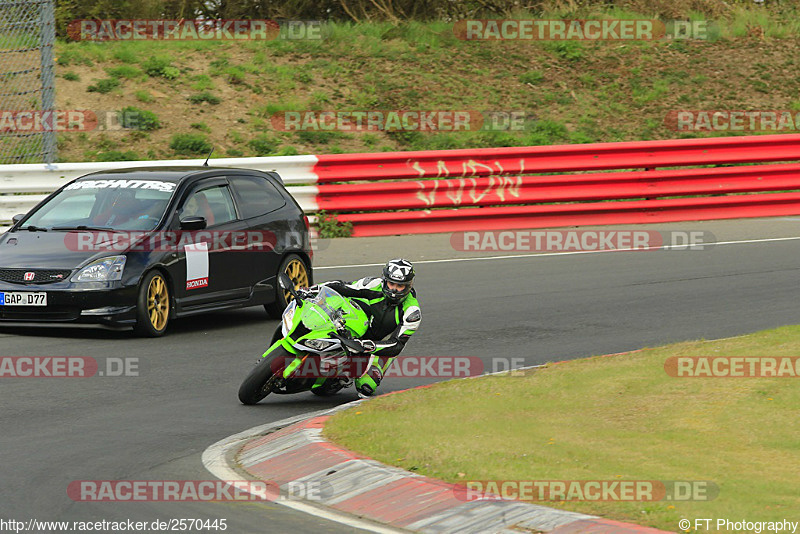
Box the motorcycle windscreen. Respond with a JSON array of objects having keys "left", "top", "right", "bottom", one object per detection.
[
  {"left": 300, "top": 286, "right": 343, "bottom": 330},
  {"left": 300, "top": 303, "right": 337, "bottom": 330}
]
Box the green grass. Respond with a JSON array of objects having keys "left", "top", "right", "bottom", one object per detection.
[
  {"left": 118, "top": 106, "right": 160, "bottom": 131},
  {"left": 134, "top": 90, "right": 154, "bottom": 103},
  {"left": 248, "top": 134, "right": 277, "bottom": 156},
  {"left": 106, "top": 65, "right": 143, "bottom": 80},
  {"left": 325, "top": 326, "right": 800, "bottom": 530},
  {"left": 188, "top": 92, "right": 221, "bottom": 105},
  {"left": 87, "top": 78, "right": 120, "bottom": 94},
  {"left": 142, "top": 56, "right": 180, "bottom": 79},
  {"left": 190, "top": 74, "right": 214, "bottom": 91},
  {"left": 169, "top": 133, "right": 211, "bottom": 155},
  {"left": 50, "top": 5, "right": 800, "bottom": 162}
]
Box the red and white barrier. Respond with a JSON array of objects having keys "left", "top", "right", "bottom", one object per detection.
[
  {"left": 308, "top": 134, "right": 800, "bottom": 236},
  {"left": 4, "top": 134, "right": 800, "bottom": 235}
]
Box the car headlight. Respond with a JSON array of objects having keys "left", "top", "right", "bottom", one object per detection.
[
  {"left": 71, "top": 256, "right": 127, "bottom": 282},
  {"left": 303, "top": 338, "right": 335, "bottom": 351}
]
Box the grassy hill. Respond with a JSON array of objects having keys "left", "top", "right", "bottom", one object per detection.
[{"left": 52, "top": 11, "right": 800, "bottom": 163}]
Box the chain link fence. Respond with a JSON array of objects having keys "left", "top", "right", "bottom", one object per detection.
[{"left": 0, "top": 0, "right": 56, "bottom": 164}]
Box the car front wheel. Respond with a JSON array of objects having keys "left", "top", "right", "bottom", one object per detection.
[{"left": 134, "top": 270, "right": 171, "bottom": 337}]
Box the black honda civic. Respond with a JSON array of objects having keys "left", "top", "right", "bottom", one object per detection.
[{"left": 0, "top": 166, "right": 313, "bottom": 336}]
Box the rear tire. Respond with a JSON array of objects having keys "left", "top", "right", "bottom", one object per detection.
[
  {"left": 133, "top": 270, "right": 170, "bottom": 337},
  {"left": 238, "top": 346, "right": 291, "bottom": 405},
  {"left": 265, "top": 254, "right": 309, "bottom": 319}
]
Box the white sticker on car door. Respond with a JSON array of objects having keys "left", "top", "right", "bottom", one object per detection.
[{"left": 185, "top": 242, "right": 209, "bottom": 290}]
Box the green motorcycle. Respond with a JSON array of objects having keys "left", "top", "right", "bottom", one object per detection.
[{"left": 238, "top": 273, "right": 372, "bottom": 405}]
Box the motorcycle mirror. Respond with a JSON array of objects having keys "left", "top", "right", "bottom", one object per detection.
[
  {"left": 278, "top": 273, "right": 292, "bottom": 290},
  {"left": 278, "top": 273, "right": 302, "bottom": 302}
]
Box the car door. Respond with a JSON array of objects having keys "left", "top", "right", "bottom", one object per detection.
[
  {"left": 227, "top": 174, "right": 289, "bottom": 300},
  {"left": 171, "top": 178, "right": 251, "bottom": 308}
]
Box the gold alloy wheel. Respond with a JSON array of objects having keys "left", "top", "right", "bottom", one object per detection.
[
  {"left": 147, "top": 274, "right": 169, "bottom": 331},
  {"left": 283, "top": 258, "right": 309, "bottom": 302}
]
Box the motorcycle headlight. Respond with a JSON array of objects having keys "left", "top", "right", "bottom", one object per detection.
[
  {"left": 303, "top": 338, "right": 335, "bottom": 351},
  {"left": 282, "top": 305, "right": 296, "bottom": 334},
  {"left": 71, "top": 256, "right": 127, "bottom": 282}
]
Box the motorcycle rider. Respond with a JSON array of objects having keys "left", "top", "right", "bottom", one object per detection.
[{"left": 298, "top": 258, "right": 421, "bottom": 398}]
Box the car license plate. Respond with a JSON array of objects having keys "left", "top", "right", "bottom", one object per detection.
[{"left": 0, "top": 292, "right": 47, "bottom": 306}]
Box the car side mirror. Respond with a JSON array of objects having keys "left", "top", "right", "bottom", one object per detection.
[
  {"left": 180, "top": 216, "right": 207, "bottom": 230},
  {"left": 11, "top": 214, "right": 25, "bottom": 225}
]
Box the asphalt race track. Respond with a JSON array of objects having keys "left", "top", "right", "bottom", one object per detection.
[{"left": 2, "top": 218, "right": 800, "bottom": 532}]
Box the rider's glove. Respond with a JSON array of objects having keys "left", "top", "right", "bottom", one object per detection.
[
  {"left": 353, "top": 339, "right": 376, "bottom": 353},
  {"left": 296, "top": 286, "right": 316, "bottom": 299}
]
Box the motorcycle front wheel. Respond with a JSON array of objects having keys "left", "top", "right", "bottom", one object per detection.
[{"left": 238, "top": 345, "right": 293, "bottom": 405}]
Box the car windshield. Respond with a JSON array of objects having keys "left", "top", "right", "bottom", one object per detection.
[
  {"left": 299, "top": 286, "right": 352, "bottom": 331},
  {"left": 18, "top": 178, "right": 176, "bottom": 231}
]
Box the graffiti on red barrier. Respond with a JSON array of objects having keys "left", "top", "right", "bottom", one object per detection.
[{"left": 409, "top": 158, "right": 524, "bottom": 207}]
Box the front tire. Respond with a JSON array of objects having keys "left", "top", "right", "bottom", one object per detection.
[
  {"left": 265, "top": 254, "right": 309, "bottom": 318},
  {"left": 133, "top": 270, "right": 170, "bottom": 337},
  {"left": 238, "top": 346, "right": 290, "bottom": 405}
]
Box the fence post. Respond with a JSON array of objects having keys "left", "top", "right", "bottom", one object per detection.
[{"left": 0, "top": 0, "right": 57, "bottom": 164}]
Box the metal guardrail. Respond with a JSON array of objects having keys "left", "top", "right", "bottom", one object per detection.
[{"left": 0, "top": 156, "right": 321, "bottom": 229}]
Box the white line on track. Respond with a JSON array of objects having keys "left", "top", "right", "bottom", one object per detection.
[{"left": 316, "top": 235, "right": 800, "bottom": 270}]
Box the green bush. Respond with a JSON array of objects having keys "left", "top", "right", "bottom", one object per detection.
[
  {"left": 96, "top": 150, "right": 139, "bottom": 162},
  {"left": 87, "top": 78, "right": 120, "bottom": 93},
  {"left": 162, "top": 66, "right": 181, "bottom": 79},
  {"left": 112, "top": 47, "right": 138, "bottom": 64},
  {"left": 248, "top": 134, "right": 276, "bottom": 156},
  {"left": 224, "top": 66, "right": 247, "bottom": 85},
  {"left": 295, "top": 130, "right": 343, "bottom": 145},
  {"left": 170, "top": 133, "right": 212, "bottom": 155},
  {"left": 118, "top": 106, "right": 161, "bottom": 131},
  {"left": 188, "top": 92, "right": 221, "bottom": 105},
  {"left": 316, "top": 211, "right": 353, "bottom": 238},
  {"left": 106, "top": 65, "right": 143, "bottom": 79},
  {"left": 275, "top": 145, "right": 299, "bottom": 156},
  {"left": 56, "top": 48, "right": 92, "bottom": 67},
  {"left": 142, "top": 56, "right": 180, "bottom": 79},
  {"left": 135, "top": 90, "right": 154, "bottom": 103},
  {"left": 546, "top": 42, "right": 584, "bottom": 61}
]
